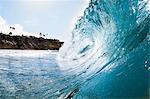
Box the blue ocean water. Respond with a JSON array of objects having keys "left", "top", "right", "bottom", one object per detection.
[
  {"left": 0, "top": 50, "right": 63, "bottom": 99},
  {"left": 58, "top": 0, "right": 150, "bottom": 98},
  {"left": 0, "top": 0, "right": 150, "bottom": 99}
]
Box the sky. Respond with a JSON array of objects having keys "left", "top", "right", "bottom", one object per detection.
[{"left": 0, "top": 0, "right": 89, "bottom": 41}]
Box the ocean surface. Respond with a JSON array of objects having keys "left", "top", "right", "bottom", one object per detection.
[
  {"left": 0, "top": 0, "right": 150, "bottom": 99},
  {"left": 0, "top": 50, "right": 63, "bottom": 99}
]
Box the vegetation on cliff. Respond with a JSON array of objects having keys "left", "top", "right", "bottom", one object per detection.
[{"left": 0, "top": 33, "right": 64, "bottom": 50}]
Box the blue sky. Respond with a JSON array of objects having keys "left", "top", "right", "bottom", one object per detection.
[{"left": 0, "top": 0, "right": 89, "bottom": 41}]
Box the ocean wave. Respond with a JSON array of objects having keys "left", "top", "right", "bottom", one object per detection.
[{"left": 56, "top": 0, "right": 150, "bottom": 98}]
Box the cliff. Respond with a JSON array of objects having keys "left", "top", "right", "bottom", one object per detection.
[{"left": 0, "top": 33, "right": 64, "bottom": 50}]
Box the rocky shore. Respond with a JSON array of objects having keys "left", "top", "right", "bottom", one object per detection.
[{"left": 0, "top": 33, "right": 64, "bottom": 50}]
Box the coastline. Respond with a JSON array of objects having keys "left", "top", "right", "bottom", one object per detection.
[{"left": 0, "top": 33, "right": 64, "bottom": 50}]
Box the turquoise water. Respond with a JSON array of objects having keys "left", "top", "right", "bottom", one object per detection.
[
  {"left": 0, "top": 0, "right": 150, "bottom": 99},
  {"left": 58, "top": 0, "right": 150, "bottom": 98}
]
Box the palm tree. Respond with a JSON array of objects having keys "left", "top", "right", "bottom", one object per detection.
[
  {"left": 39, "top": 33, "right": 42, "bottom": 37},
  {"left": 9, "top": 32, "right": 12, "bottom": 35}
]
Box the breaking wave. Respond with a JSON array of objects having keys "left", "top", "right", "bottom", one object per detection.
[
  {"left": 0, "top": 0, "right": 149, "bottom": 99},
  {"left": 55, "top": 0, "right": 150, "bottom": 98}
]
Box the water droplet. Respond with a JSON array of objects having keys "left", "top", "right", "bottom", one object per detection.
[{"left": 145, "top": 61, "right": 148, "bottom": 63}]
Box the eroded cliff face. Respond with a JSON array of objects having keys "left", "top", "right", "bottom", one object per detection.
[{"left": 0, "top": 33, "right": 64, "bottom": 50}]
